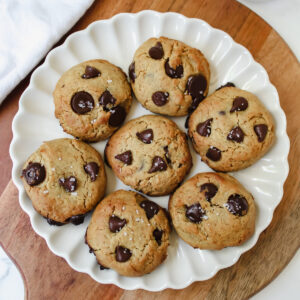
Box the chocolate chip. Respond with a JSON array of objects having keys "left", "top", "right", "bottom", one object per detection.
[
  {"left": 115, "top": 246, "right": 132, "bottom": 262},
  {"left": 165, "top": 58, "right": 183, "bottom": 78},
  {"left": 196, "top": 118, "right": 213, "bottom": 137},
  {"left": 71, "top": 91, "right": 94, "bottom": 114},
  {"left": 44, "top": 217, "right": 64, "bottom": 226},
  {"left": 115, "top": 151, "right": 132, "bottom": 165},
  {"left": 185, "top": 203, "right": 206, "bottom": 223},
  {"left": 109, "top": 215, "right": 127, "bottom": 233},
  {"left": 206, "top": 146, "right": 221, "bottom": 161},
  {"left": 152, "top": 91, "right": 169, "bottom": 106},
  {"left": 227, "top": 126, "right": 245, "bottom": 143},
  {"left": 82, "top": 66, "right": 101, "bottom": 79},
  {"left": 230, "top": 97, "right": 248, "bottom": 113},
  {"left": 149, "top": 42, "right": 164, "bottom": 59},
  {"left": 59, "top": 176, "right": 77, "bottom": 192},
  {"left": 219, "top": 111, "right": 226, "bottom": 115},
  {"left": 109, "top": 105, "right": 126, "bottom": 127},
  {"left": 140, "top": 200, "right": 160, "bottom": 219},
  {"left": 22, "top": 163, "right": 46, "bottom": 186},
  {"left": 216, "top": 82, "right": 235, "bottom": 91},
  {"left": 226, "top": 194, "right": 248, "bottom": 216},
  {"left": 153, "top": 229, "right": 163, "bottom": 245},
  {"left": 254, "top": 124, "right": 268, "bottom": 142},
  {"left": 66, "top": 214, "right": 85, "bottom": 225},
  {"left": 136, "top": 129, "right": 153, "bottom": 144},
  {"left": 128, "top": 62, "right": 136, "bottom": 82},
  {"left": 148, "top": 156, "right": 167, "bottom": 173},
  {"left": 186, "top": 75, "right": 207, "bottom": 99},
  {"left": 200, "top": 183, "right": 218, "bottom": 202},
  {"left": 99, "top": 264, "right": 109, "bottom": 270},
  {"left": 84, "top": 162, "right": 99, "bottom": 181},
  {"left": 99, "top": 90, "right": 116, "bottom": 111},
  {"left": 163, "top": 146, "right": 171, "bottom": 164},
  {"left": 188, "top": 95, "right": 205, "bottom": 114}
]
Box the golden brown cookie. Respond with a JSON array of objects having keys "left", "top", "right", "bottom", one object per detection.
[
  {"left": 105, "top": 115, "right": 192, "bottom": 196},
  {"left": 85, "top": 190, "right": 171, "bottom": 276},
  {"left": 129, "top": 37, "right": 210, "bottom": 116},
  {"left": 21, "top": 138, "right": 106, "bottom": 225},
  {"left": 53, "top": 59, "right": 132, "bottom": 142},
  {"left": 169, "top": 172, "right": 256, "bottom": 250},
  {"left": 188, "top": 86, "right": 275, "bottom": 171}
]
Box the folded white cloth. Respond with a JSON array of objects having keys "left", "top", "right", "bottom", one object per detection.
[{"left": 0, "top": 0, "right": 94, "bottom": 104}]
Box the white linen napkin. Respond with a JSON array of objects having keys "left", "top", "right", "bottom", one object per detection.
[{"left": 0, "top": 0, "right": 94, "bottom": 104}]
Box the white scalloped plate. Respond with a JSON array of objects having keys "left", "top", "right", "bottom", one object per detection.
[{"left": 10, "top": 11, "right": 289, "bottom": 291}]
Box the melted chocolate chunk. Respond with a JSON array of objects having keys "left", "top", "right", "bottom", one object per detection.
[
  {"left": 186, "top": 75, "right": 207, "bottom": 99},
  {"left": 99, "top": 90, "right": 116, "bottom": 110},
  {"left": 206, "top": 146, "right": 221, "bottom": 161},
  {"left": 82, "top": 66, "right": 101, "bottom": 79},
  {"left": 216, "top": 82, "right": 235, "bottom": 91},
  {"left": 226, "top": 194, "right": 248, "bottom": 216},
  {"left": 196, "top": 118, "right": 213, "bottom": 137},
  {"left": 254, "top": 124, "right": 268, "bottom": 142},
  {"left": 219, "top": 111, "right": 226, "bottom": 115},
  {"left": 128, "top": 62, "right": 136, "bottom": 82},
  {"left": 84, "top": 162, "right": 99, "bottom": 181},
  {"left": 148, "top": 156, "right": 167, "bottom": 173},
  {"left": 165, "top": 58, "right": 183, "bottom": 78},
  {"left": 45, "top": 217, "right": 64, "bottom": 226},
  {"left": 227, "top": 126, "right": 245, "bottom": 143},
  {"left": 230, "top": 97, "right": 248, "bottom": 113},
  {"left": 152, "top": 91, "right": 169, "bottom": 106},
  {"left": 149, "top": 42, "right": 164, "bottom": 59},
  {"left": 109, "top": 215, "right": 127, "bottom": 233},
  {"left": 115, "top": 246, "right": 132, "bottom": 262},
  {"left": 163, "top": 146, "right": 171, "bottom": 164},
  {"left": 115, "top": 151, "right": 132, "bottom": 165},
  {"left": 109, "top": 105, "right": 126, "bottom": 127},
  {"left": 153, "top": 229, "right": 163, "bottom": 245},
  {"left": 66, "top": 214, "right": 85, "bottom": 225},
  {"left": 99, "top": 264, "right": 109, "bottom": 270},
  {"left": 185, "top": 203, "right": 206, "bottom": 223},
  {"left": 200, "top": 183, "right": 218, "bottom": 202},
  {"left": 136, "top": 129, "right": 153, "bottom": 144},
  {"left": 71, "top": 91, "right": 94, "bottom": 114},
  {"left": 188, "top": 95, "right": 205, "bottom": 114},
  {"left": 59, "top": 176, "right": 77, "bottom": 192},
  {"left": 22, "top": 163, "right": 46, "bottom": 186},
  {"left": 140, "top": 200, "right": 160, "bottom": 220}
]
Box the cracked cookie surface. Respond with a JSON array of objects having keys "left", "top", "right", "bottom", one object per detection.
[
  {"left": 129, "top": 37, "right": 210, "bottom": 116},
  {"left": 53, "top": 59, "right": 132, "bottom": 142},
  {"left": 168, "top": 172, "right": 256, "bottom": 250},
  {"left": 188, "top": 87, "right": 275, "bottom": 171},
  {"left": 21, "top": 138, "right": 106, "bottom": 224},
  {"left": 86, "top": 190, "right": 171, "bottom": 276},
  {"left": 105, "top": 115, "right": 192, "bottom": 196}
]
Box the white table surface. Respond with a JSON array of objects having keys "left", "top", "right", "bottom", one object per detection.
[{"left": 1, "top": 0, "right": 299, "bottom": 299}]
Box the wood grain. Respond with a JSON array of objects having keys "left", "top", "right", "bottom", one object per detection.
[{"left": 0, "top": 0, "right": 299, "bottom": 299}]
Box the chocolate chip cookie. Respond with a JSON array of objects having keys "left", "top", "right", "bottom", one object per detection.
[
  {"left": 21, "top": 138, "right": 106, "bottom": 225},
  {"left": 169, "top": 172, "right": 256, "bottom": 250},
  {"left": 129, "top": 37, "right": 210, "bottom": 116},
  {"left": 53, "top": 59, "right": 132, "bottom": 142},
  {"left": 105, "top": 115, "right": 192, "bottom": 196},
  {"left": 86, "top": 190, "right": 171, "bottom": 276},
  {"left": 188, "top": 86, "right": 275, "bottom": 171}
]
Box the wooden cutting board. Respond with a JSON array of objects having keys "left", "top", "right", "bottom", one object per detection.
[{"left": 1, "top": 0, "right": 300, "bottom": 299}]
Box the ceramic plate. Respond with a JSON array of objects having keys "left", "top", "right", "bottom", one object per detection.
[{"left": 10, "top": 11, "right": 289, "bottom": 291}]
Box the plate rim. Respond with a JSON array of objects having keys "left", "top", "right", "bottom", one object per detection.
[{"left": 9, "top": 10, "right": 290, "bottom": 291}]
